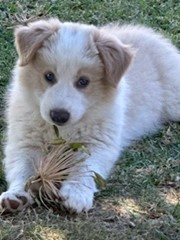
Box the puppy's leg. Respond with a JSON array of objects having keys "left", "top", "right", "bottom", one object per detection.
[
  {"left": 0, "top": 147, "right": 42, "bottom": 213},
  {"left": 58, "top": 145, "right": 120, "bottom": 213}
]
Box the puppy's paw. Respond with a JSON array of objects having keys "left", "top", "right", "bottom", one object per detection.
[
  {"left": 0, "top": 191, "right": 33, "bottom": 213},
  {"left": 59, "top": 183, "right": 94, "bottom": 213}
]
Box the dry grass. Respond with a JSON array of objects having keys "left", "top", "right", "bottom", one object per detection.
[{"left": 25, "top": 142, "right": 84, "bottom": 209}]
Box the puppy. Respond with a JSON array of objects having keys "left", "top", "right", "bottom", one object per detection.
[{"left": 0, "top": 18, "right": 180, "bottom": 213}]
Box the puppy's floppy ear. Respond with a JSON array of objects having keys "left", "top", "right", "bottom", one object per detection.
[
  {"left": 15, "top": 18, "right": 61, "bottom": 66},
  {"left": 94, "top": 32, "right": 134, "bottom": 87}
]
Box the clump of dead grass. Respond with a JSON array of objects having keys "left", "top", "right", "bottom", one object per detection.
[{"left": 25, "top": 126, "right": 105, "bottom": 211}]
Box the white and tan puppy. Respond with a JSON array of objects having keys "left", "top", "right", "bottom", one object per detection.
[{"left": 0, "top": 18, "right": 180, "bottom": 213}]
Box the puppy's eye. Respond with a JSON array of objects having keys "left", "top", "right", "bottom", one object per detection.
[
  {"left": 75, "top": 76, "right": 90, "bottom": 89},
  {"left": 44, "top": 71, "right": 56, "bottom": 84}
]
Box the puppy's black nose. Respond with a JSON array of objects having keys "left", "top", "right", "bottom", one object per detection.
[{"left": 50, "top": 109, "right": 70, "bottom": 125}]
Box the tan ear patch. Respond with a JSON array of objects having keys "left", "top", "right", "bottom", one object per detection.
[
  {"left": 94, "top": 32, "right": 134, "bottom": 87},
  {"left": 15, "top": 18, "right": 61, "bottom": 66}
]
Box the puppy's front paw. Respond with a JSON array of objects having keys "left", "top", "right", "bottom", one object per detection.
[
  {"left": 59, "top": 182, "right": 95, "bottom": 213},
  {"left": 0, "top": 191, "right": 33, "bottom": 213}
]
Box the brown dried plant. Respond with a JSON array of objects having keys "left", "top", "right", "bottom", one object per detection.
[{"left": 25, "top": 126, "right": 105, "bottom": 212}]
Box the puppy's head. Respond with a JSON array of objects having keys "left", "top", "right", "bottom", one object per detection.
[{"left": 15, "top": 19, "right": 133, "bottom": 126}]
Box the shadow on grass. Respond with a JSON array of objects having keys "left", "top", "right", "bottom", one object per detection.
[{"left": 95, "top": 123, "right": 180, "bottom": 239}]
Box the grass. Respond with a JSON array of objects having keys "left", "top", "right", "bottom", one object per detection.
[{"left": 0, "top": 0, "right": 180, "bottom": 239}]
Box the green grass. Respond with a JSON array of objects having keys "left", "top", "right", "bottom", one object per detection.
[{"left": 0, "top": 0, "right": 180, "bottom": 239}]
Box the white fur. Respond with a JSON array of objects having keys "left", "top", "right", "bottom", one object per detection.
[{"left": 1, "top": 20, "right": 180, "bottom": 213}]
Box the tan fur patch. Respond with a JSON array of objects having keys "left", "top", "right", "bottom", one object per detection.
[
  {"left": 15, "top": 18, "right": 61, "bottom": 66},
  {"left": 94, "top": 32, "right": 134, "bottom": 87}
]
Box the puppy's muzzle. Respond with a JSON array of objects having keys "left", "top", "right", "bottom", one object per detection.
[{"left": 49, "top": 109, "right": 70, "bottom": 125}]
